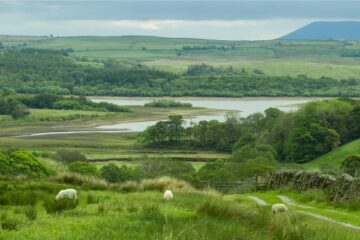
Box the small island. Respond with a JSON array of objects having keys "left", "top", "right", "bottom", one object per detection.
[{"left": 144, "top": 99, "right": 192, "bottom": 108}]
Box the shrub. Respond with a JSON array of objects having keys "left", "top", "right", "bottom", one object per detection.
[
  {"left": 139, "top": 176, "right": 195, "bottom": 192},
  {"left": 341, "top": 154, "right": 360, "bottom": 177},
  {"left": 53, "top": 149, "right": 87, "bottom": 164},
  {"left": 68, "top": 161, "right": 99, "bottom": 176},
  {"left": 0, "top": 149, "right": 52, "bottom": 178},
  {"left": 100, "top": 164, "right": 141, "bottom": 183},
  {"left": 51, "top": 173, "right": 107, "bottom": 190},
  {"left": 145, "top": 99, "right": 192, "bottom": 108}
]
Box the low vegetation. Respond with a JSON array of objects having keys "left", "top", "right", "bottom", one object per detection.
[{"left": 144, "top": 99, "right": 192, "bottom": 108}]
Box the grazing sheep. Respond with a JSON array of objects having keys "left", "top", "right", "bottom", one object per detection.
[
  {"left": 163, "top": 190, "right": 173, "bottom": 200},
  {"left": 272, "top": 203, "right": 288, "bottom": 214},
  {"left": 55, "top": 189, "right": 78, "bottom": 204}
]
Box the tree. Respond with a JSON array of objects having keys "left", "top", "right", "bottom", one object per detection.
[
  {"left": 285, "top": 122, "right": 340, "bottom": 163},
  {"left": 10, "top": 103, "right": 30, "bottom": 119}
]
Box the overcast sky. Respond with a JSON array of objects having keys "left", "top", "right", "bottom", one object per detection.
[{"left": 1, "top": 1, "right": 360, "bottom": 40}]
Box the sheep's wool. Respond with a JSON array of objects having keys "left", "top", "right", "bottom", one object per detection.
[
  {"left": 272, "top": 204, "right": 288, "bottom": 213},
  {"left": 55, "top": 189, "right": 77, "bottom": 202},
  {"left": 163, "top": 190, "right": 173, "bottom": 200}
]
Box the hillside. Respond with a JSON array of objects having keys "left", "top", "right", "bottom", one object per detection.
[
  {"left": 305, "top": 138, "right": 360, "bottom": 169},
  {"left": 281, "top": 21, "right": 360, "bottom": 40},
  {"left": 3, "top": 36, "right": 360, "bottom": 80}
]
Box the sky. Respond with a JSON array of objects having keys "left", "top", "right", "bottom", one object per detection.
[{"left": 1, "top": 1, "right": 360, "bottom": 40}]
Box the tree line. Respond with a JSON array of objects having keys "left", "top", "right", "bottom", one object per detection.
[
  {"left": 140, "top": 98, "right": 360, "bottom": 164},
  {"left": 1, "top": 49, "right": 360, "bottom": 97}
]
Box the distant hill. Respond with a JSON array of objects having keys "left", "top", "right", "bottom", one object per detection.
[{"left": 281, "top": 21, "right": 360, "bottom": 40}]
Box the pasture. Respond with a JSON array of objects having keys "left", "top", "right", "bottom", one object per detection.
[{"left": 1, "top": 179, "right": 360, "bottom": 240}]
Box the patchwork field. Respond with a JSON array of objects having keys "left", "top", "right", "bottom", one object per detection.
[{"left": 3, "top": 35, "right": 359, "bottom": 80}]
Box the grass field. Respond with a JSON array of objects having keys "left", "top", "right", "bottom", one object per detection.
[
  {"left": 305, "top": 139, "right": 360, "bottom": 169},
  {"left": 1, "top": 179, "right": 360, "bottom": 239}
]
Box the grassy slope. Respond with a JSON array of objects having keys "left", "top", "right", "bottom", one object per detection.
[
  {"left": 24, "top": 36, "right": 360, "bottom": 79},
  {"left": 305, "top": 139, "right": 360, "bottom": 169}
]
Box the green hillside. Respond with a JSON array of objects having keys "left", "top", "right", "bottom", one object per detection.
[
  {"left": 305, "top": 138, "right": 360, "bottom": 169},
  {"left": 13, "top": 36, "right": 360, "bottom": 79}
]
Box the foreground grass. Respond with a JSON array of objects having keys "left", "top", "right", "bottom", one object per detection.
[{"left": 0, "top": 179, "right": 359, "bottom": 240}]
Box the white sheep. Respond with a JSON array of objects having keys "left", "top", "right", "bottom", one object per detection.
[
  {"left": 163, "top": 190, "right": 173, "bottom": 200},
  {"left": 272, "top": 203, "right": 288, "bottom": 214},
  {"left": 55, "top": 189, "right": 78, "bottom": 204}
]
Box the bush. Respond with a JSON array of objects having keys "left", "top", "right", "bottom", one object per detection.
[
  {"left": 341, "top": 154, "right": 360, "bottom": 177},
  {"left": 100, "top": 164, "right": 141, "bottom": 183},
  {"left": 139, "top": 176, "right": 195, "bottom": 192},
  {"left": 145, "top": 99, "right": 192, "bottom": 108},
  {"left": 0, "top": 149, "right": 52, "bottom": 178},
  {"left": 53, "top": 149, "right": 87, "bottom": 164},
  {"left": 68, "top": 161, "right": 99, "bottom": 176},
  {"left": 51, "top": 173, "right": 107, "bottom": 190}
]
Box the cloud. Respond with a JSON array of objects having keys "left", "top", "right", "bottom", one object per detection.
[
  {"left": 0, "top": 19, "right": 313, "bottom": 40},
  {"left": 0, "top": 1, "right": 359, "bottom": 39}
]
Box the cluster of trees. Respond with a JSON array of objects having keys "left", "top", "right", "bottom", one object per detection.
[
  {"left": 341, "top": 49, "right": 360, "bottom": 57},
  {"left": 0, "top": 95, "right": 29, "bottom": 119},
  {"left": 16, "top": 94, "right": 129, "bottom": 112},
  {"left": 181, "top": 45, "right": 236, "bottom": 51},
  {"left": 140, "top": 99, "right": 360, "bottom": 165},
  {"left": 1, "top": 49, "right": 360, "bottom": 97},
  {"left": 144, "top": 99, "right": 192, "bottom": 108}
]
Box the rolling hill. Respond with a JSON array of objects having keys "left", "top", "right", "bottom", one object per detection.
[
  {"left": 305, "top": 138, "right": 360, "bottom": 169},
  {"left": 281, "top": 21, "right": 360, "bottom": 40}
]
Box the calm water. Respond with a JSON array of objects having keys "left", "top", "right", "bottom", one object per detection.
[
  {"left": 19, "top": 97, "right": 324, "bottom": 137},
  {"left": 92, "top": 97, "right": 324, "bottom": 132}
]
